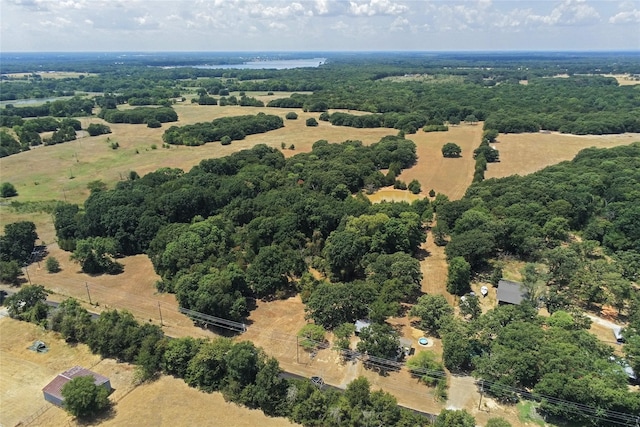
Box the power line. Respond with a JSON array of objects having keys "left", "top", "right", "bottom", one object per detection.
[{"left": 44, "top": 280, "right": 639, "bottom": 426}]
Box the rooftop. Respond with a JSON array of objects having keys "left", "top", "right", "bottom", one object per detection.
[
  {"left": 496, "top": 279, "right": 527, "bottom": 305},
  {"left": 42, "top": 366, "right": 110, "bottom": 401}
]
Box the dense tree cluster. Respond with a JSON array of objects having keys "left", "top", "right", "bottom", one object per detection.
[
  {"left": 322, "top": 111, "right": 428, "bottom": 134},
  {"left": 440, "top": 143, "right": 638, "bottom": 312},
  {"left": 86, "top": 123, "right": 112, "bottom": 136},
  {"left": 98, "top": 106, "right": 178, "bottom": 124},
  {"left": 53, "top": 138, "right": 424, "bottom": 323},
  {"left": 0, "top": 96, "right": 94, "bottom": 118},
  {"left": 162, "top": 113, "right": 283, "bottom": 146}
]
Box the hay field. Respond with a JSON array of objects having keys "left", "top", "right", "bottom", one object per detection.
[
  {"left": 0, "top": 317, "right": 297, "bottom": 427},
  {"left": 397, "top": 124, "right": 484, "bottom": 200},
  {"left": 485, "top": 132, "right": 640, "bottom": 180}
]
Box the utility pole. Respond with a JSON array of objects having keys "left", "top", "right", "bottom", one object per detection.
[
  {"left": 23, "top": 265, "right": 32, "bottom": 285},
  {"left": 478, "top": 380, "right": 484, "bottom": 411},
  {"left": 158, "top": 302, "right": 164, "bottom": 326},
  {"left": 85, "top": 282, "right": 92, "bottom": 305},
  {"left": 296, "top": 335, "right": 299, "bottom": 363}
]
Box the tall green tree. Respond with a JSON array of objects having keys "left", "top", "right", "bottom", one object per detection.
[
  {"left": 446, "top": 256, "right": 471, "bottom": 295},
  {"left": 6, "top": 284, "right": 49, "bottom": 324},
  {"left": 61, "top": 376, "right": 111, "bottom": 419},
  {"left": 409, "top": 294, "right": 453, "bottom": 337},
  {"left": 0, "top": 221, "right": 38, "bottom": 264}
]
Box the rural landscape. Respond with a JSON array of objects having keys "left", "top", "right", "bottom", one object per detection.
[{"left": 1, "top": 51, "right": 639, "bottom": 427}]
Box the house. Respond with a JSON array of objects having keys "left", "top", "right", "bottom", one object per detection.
[
  {"left": 496, "top": 279, "right": 527, "bottom": 305},
  {"left": 354, "top": 319, "right": 371, "bottom": 335},
  {"left": 42, "top": 366, "right": 111, "bottom": 407}
]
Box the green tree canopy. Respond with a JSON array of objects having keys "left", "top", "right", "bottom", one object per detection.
[
  {"left": 61, "top": 375, "right": 111, "bottom": 419},
  {"left": 441, "top": 143, "right": 462, "bottom": 158}
]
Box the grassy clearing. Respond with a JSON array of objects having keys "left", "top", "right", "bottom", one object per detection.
[{"left": 517, "top": 401, "right": 545, "bottom": 426}]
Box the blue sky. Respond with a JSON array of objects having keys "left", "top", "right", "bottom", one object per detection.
[{"left": 1, "top": 0, "right": 639, "bottom": 52}]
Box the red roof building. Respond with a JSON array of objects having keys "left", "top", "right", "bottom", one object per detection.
[{"left": 42, "top": 366, "right": 111, "bottom": 407}]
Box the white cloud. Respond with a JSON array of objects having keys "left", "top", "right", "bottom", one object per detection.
[
  {"left": 39, "top": 16, "right": 71, "bottom": 28},
  {"left": 315, "top": 0, "right": 329, "bottom": 15},
  {"left": 269, "top": 21, "right": 288, "bottom": 30},
  {"left": 248, "top": 2, "right": 309, "bottom": 19},
  {"left": 609, "top": 9, "right": 640, "bottom": 23},
  {"left": 349, "top": 0, "right": 408, "bottom": 17},
  {"left": 526, "top": 0, "right": 600, "bottom": 26},
  {"left": 390, "top": 15, "right": 408, "bottom": 31}
]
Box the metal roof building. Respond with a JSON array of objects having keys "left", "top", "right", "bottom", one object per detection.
[
  {"left": 496, "top": 280, "right": 527, "bottom": 305},
  {"left": 42, "top": 366, "right": 111, "bottom": 407}
]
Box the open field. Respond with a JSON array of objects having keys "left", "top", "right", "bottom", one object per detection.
[
  {"left": 486, "top": 132, "right": 640, "bottom": 180},
  {"left": 0, "top": 317, "right": 297, "bottom": 427}
]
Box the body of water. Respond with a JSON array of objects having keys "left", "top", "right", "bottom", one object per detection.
[{"left": 193, "top": 58, "right": 327, "bottom": 70}]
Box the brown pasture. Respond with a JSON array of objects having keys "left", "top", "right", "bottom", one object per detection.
[
  {"left": 485, "top": 132, "right": 640, "bottom": 180},
  {"left": 0, "top": 317, "right": 297, "bottom": 427}
]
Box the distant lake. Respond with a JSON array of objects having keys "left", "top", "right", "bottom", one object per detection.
[{"left": 193, "top": 58, "right": 327, "bottom": 70}]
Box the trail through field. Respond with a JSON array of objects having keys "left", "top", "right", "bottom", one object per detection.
[{"left": 420, "top": 229, "right": 454, "bottom": 305}]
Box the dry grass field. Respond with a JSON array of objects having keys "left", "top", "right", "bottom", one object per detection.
[
  {"left": 0, "top": 317, "right": 297, "bottom": 427},
  {"left": 485, "top": 131, "right": 640, "bottom": 180}
]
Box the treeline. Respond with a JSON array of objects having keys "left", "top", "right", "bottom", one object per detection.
[
  {"left": 319, "top": 111, "right": 429, "bottom": 134},
  {"left": 267, "top": 76, "right": 639, "bottom": 135},
  {"left": 0, "top": 96, "right": 94, "bottom": 118},
  {"left": 0, "top": 117, "right": 83, "bottom": 156},
  {"left": 98, "top": 106, "right": 178, "bottom": 124},
  {"left": 5, "top": 288, "right": 434, "bottom": 426},
  {"left": 162, "top": 113, "right": 283, "bottom": 146}
]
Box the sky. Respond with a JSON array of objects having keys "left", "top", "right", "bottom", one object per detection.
[{"left": 0, "top": 0, "right": 639, "bottom": 52}]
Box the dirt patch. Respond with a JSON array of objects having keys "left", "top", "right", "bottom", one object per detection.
[
  {"left": 485, "top": 132, "right": 640, "bottom": 180},
  {"left": 366, "top": 188, "right": 421, "bottom": 204},
  {"left": 602, "top": 74, "right": 640, "bottom": 86}
]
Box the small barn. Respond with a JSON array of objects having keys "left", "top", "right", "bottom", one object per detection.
[
  {"left": 42, "top": 366, "right": 111, "bottom": 407},
  {"left": 496, "top": 280, "right": 527, "bottom": 305}
]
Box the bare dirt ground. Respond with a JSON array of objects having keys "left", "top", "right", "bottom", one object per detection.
[
  {"left": 485, "top": 132, "right": 640, "bottom": 180},
  {"left": 0, "top": 317, "right": 297, "bottom": 427}
]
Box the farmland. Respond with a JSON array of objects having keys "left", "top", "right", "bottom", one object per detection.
[{"left": 1, "top": 52, "right": 639, "bottom": 427}]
